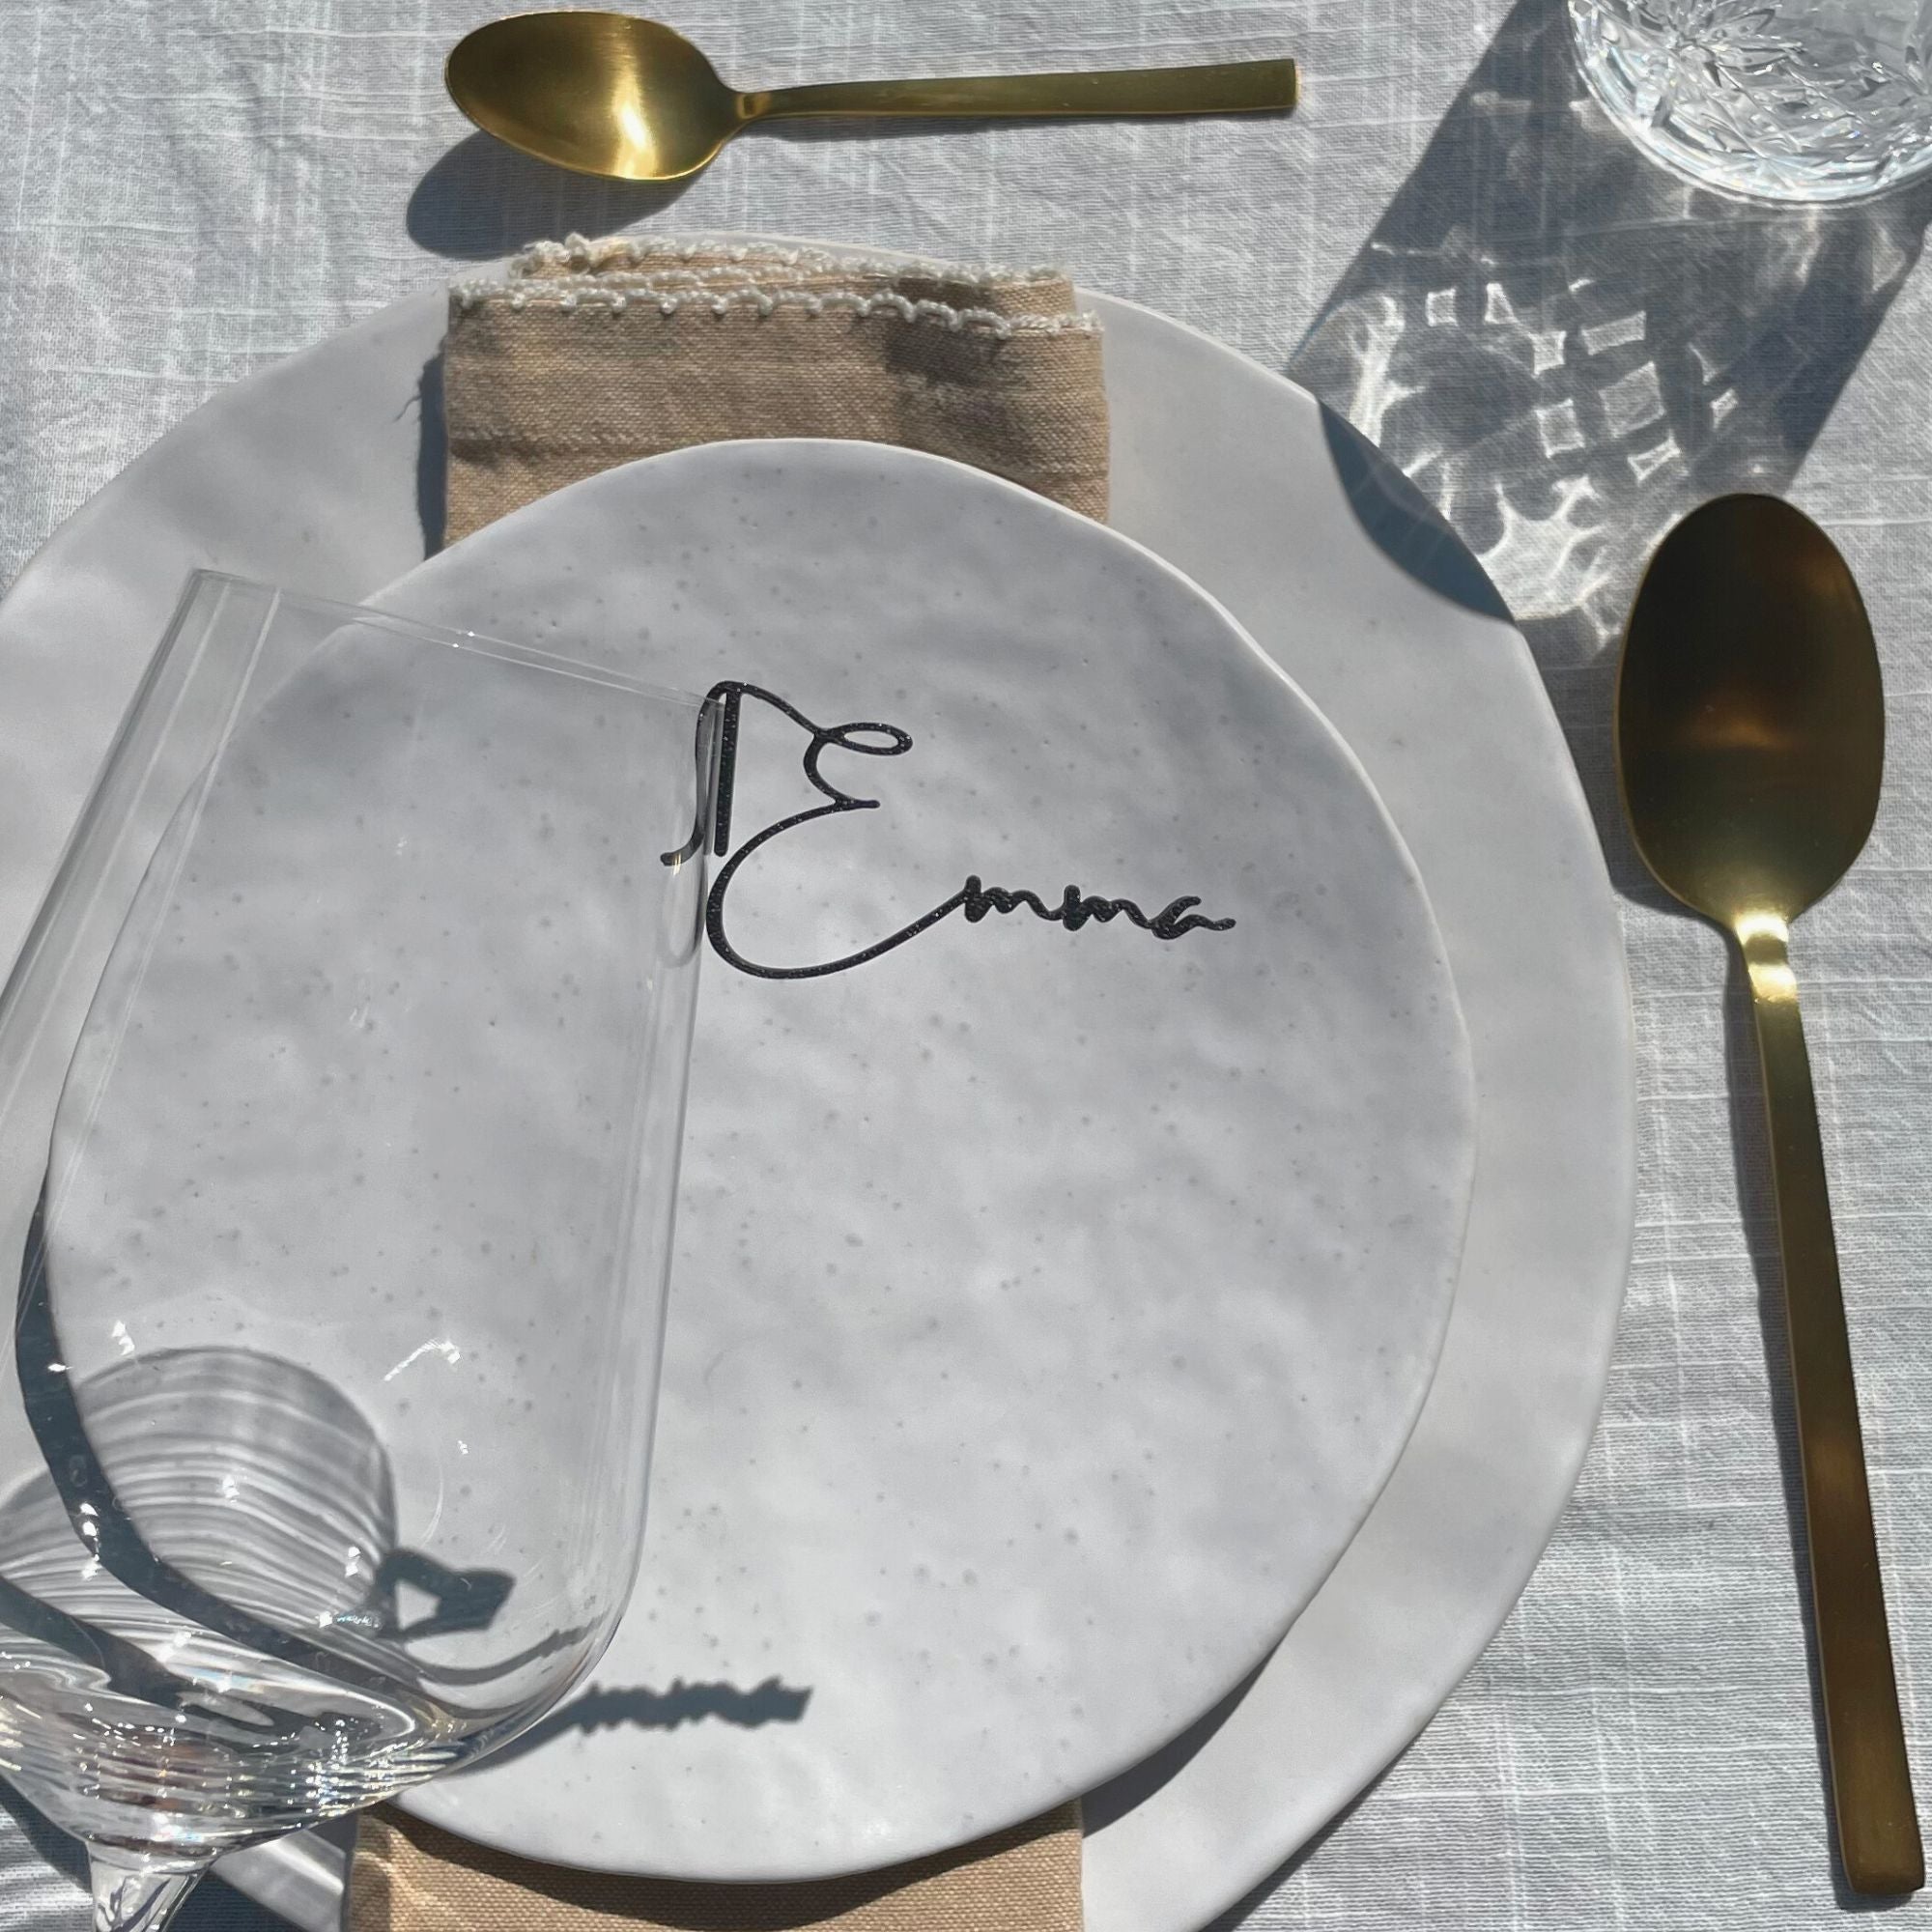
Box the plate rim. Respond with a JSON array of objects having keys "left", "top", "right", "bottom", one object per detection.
[{"left": 1078, "top": 283, "right": 1634, "bottom": 1925}]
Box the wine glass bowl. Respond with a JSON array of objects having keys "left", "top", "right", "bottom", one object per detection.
[
  {"left": 0, "top": 576, "right": 714, "bottom": 1925},
  {"left": 0, "top": 1346, "right": 416, "bottom": 1850}
]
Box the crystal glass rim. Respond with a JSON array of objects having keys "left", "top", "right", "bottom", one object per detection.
[{"left": 180, "top": 570, "right": 711, "bottom": 715}]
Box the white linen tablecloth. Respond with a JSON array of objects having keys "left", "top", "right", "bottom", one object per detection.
[{"left": 1, "top": 2, "right": 1929, "bottom": 1926}]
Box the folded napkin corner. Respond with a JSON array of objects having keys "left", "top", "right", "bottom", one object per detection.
[
  {"left": 440, "top": 234, "right": 1110, "bottom": 546},
  {"left": 349, "top": 1801, "right": 1084, "bottom": 1931}
]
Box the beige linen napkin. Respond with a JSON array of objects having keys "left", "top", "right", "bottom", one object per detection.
[
  {"left": 349, "top": 233, "right": 1105, "bottom": 1930},
  {"left": 441, "top": 235, "right": 1109, "bottom": 542}
]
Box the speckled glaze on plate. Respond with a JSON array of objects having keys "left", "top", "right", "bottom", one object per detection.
[
  {"left": 344, "top": 440, "right": 1471, "bottom": 1877},
  {"left": 0, "top": 246, "right": 1634, "bottom": 1930}
]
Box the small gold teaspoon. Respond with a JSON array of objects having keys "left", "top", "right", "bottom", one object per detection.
[{"left": 446, "top": 12, "right": 1297, "bottom": 184}]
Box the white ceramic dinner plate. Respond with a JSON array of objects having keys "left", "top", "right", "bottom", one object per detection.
[
  {"left": 41, "top": 444, "right": 1475, "bottom": 1877},
  {"left": 0, "top": 243, "right": 1634, "bottom": 1931}
]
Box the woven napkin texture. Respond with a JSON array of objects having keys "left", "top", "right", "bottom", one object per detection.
[
  {"left": 440, "top": 235, "right": 1109, "bottom": 544},
  {"left": 345, "top": 232, "right": 1103, "bottom": 1932},
  {"left": 348, "top": 1805, "right": 1084, "bottom": 1932}
]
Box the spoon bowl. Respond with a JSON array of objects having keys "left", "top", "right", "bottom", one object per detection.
[
  {"left": 1619, "top": 494, "right": 1919, "bottom": 1899},
  {"left": 1619, "top": 493, "right": 1882, "bottom": 929},
  {"left": 445, "top": 12, "right": 1297, "bottom": 184},
  {"left": 447, "top": 14, "right": 743, "bottom": 182}
]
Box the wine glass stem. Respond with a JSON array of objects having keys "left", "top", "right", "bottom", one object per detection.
[{"left": 87, "top": 1850, "right": 205, "bottom": 1932}]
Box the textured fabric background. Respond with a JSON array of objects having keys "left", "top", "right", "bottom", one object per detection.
[{"left": 1, "top": 1, "right": 1930, "bottom": 1927}]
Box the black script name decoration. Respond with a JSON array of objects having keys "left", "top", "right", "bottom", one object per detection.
[{"left": 662, "top": 682, "right": 1235, "bottom": 981}]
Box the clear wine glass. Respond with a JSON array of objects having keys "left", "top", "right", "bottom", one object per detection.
[{"left": 0, "top": 575, "right": 716, "bottom": 1928}]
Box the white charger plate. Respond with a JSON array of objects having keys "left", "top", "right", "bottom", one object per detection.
[{"left": 0, "top": 247, "right": 1634, "bottom": 1930}]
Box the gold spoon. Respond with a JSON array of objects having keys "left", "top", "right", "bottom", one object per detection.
[
  {"left": 1619, "top": 495, "right": 1921, "bottom": 1897},
  {"left": 445, "top": 12, "right": 1297, "bottom": 184}
]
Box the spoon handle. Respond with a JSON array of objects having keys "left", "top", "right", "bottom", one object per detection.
[
  {"left": 1741, "top": 917, "right": 1922, "bottom": 1895},
  {"left": 749, "top": 59, "right": 1297, "bottom": 124}
]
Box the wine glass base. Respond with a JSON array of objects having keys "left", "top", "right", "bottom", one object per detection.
[{"left": 87, "top": 1849, "right": 205, "bottom": 1932}]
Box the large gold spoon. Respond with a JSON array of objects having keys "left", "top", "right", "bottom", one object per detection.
[
  {"left": 446, "top": 12, "right": 1296, "bottom": 183},
  {"left": 1619, "top": 495, "right": 1921, "bottom": 1896}
]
